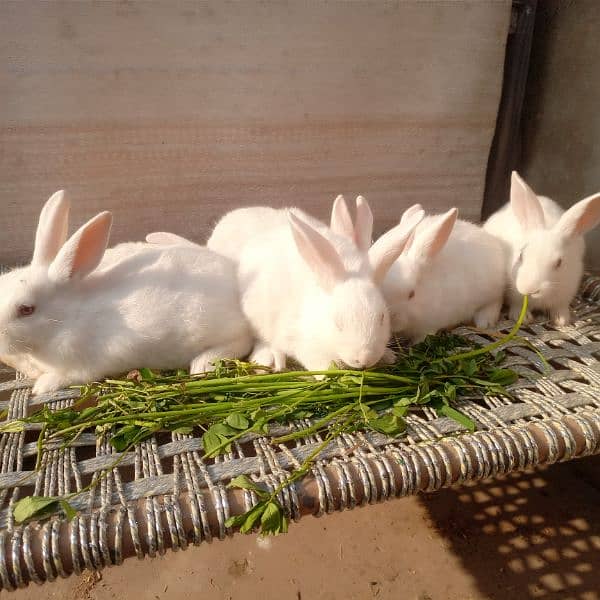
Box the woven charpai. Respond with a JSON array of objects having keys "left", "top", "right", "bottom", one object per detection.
[{"left": 0, "top": 272, "right": 599, "bottom": 589}]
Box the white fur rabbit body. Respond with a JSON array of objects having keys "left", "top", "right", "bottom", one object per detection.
[
  {"left": 207, "top": 197, "right": 423, "bottom": 371},
  {"left": 152, "top": 195, "right": 372, "bottom": 261},
  {"left": 0, "top": 191, "right": 252, "bottom": 394},
  {"left": 207, "top": 207, "right": 284, "bottom": 262},
  {"left": 373, "top": 207, "right": 507, "bottom": 343},
  {"left": 484, "top": 171, "right": 600, "bottom": 324},
  {"left": 147, "top": 207, "right": 284, "bottom": 261}
]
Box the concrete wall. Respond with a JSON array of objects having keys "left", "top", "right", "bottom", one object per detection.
[
  {"left": 0, "top": 2, "right": 510, "bottom": 264},
  {"left": 521, "top": 1, "right": 600, "bottom": 267}
]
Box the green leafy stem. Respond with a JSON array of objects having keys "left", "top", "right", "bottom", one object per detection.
[{"left": 3, "top": 296, "right": 531, "bottom": 528}]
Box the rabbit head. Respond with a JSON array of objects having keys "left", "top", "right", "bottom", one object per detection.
[
  {"left": 383, "top": 208, "right": 458, "bottom": 331},
  {"left": 509, "top": 171, "right": 600, "bottom": 302},
  {"left": 288, "top": 204, "right": 423, "bottom": 368},
  {"left": 0, "top": 191, "right": 112, "bottom": 358}
]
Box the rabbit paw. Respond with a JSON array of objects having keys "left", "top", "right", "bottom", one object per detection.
[
  {"left": 249, "top": 343, "right": 286, "bottom": 371},
  {"left": 474, "top": 302, "right": 502, "bottom": 329},
  {"left": 190, "top": 355, "right": 217, "bottom": 374},
  {"left": 32, "top": 372, "right": 68, "bottom": 395},
  {"left": 509, "top": 304, "right": 533, "bottom": 323},
  {"left": 190, "top": 338, "right": 254, "bottom": 374},
  {"left": 551, "top": 307, "right": 571, "bottom": 327}
]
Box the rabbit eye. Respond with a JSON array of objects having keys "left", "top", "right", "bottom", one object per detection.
[
  {"left": 554, "top": 258, "right": 562, "bottom": 269},
  {"left": 17, "top": 304, "right": 35, "bottom": 318},
  {"left": 408, "top": 290, "right": 415, "bottom": 300}
]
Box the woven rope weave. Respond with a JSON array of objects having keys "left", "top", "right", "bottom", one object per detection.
[{"left": 0, "top": 271, "right": 599, "bottom": 589}]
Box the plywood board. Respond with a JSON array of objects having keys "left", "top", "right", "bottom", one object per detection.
[{"left": 0, "top": 1, "right": 511, "bottom": 263}]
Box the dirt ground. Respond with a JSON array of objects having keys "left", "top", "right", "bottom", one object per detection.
[{"left": 10, "top": 455, "right": 600, "bottom": 600}]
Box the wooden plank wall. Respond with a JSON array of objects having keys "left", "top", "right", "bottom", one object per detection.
[{"left": 0, "top": 1, "right": 511, "bottom": 264}]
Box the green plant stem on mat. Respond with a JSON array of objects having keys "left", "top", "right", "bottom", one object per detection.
[
  {"left": 444, "top": 294, "right": 529, "bottom": 362},
  {"left": 3, "top": 297, "right": 530, "bottom": 531}
]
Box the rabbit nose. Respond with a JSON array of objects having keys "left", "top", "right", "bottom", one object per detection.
[
  {"left": 522, "top": 287, "right": 540, "bottom": 296},
  {"left": 353, "top": 351, "right": 377, "bottom": 369},
  {"left": 345, "top": 357, "right": 366, "bottom": 369}
]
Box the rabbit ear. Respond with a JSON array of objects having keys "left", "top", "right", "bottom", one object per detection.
[
  {"left": 402, "top": 229, "right": 416, "bottom": 255},
  {"left": 330, "top": 195, "right": 354, "bottom": 240},
  {"left": 48, "top": 212, "right": 112, "bottom": 282},
  {"left": 354, "top": 196, "right": 373, "bottom": 253},
  {"left": 369, "top": 206, "right": 425, "bottom": 284},
  {"left": 412, "top": 208, "right": 458, "bottom": 262},
  {"left": 400, "top": 203, "right": 424, "bottom": 225},
  {"left": 288, "top": 211, "right": 347, "bottom": 290},
  {"left": 32, "top": 190, "right": 70, "bottom": 266},
  {"left": 399, "top": 204, "right": 424, "bottom": 255},
  {"left": 555, "top": 193, "right": 600, "bottom": 239},
  {"left": 510, "top": 171, "right": 545, "bottom": 230},
  {"left": 146, "top": 232, "right": 197, "bottom": 247}
]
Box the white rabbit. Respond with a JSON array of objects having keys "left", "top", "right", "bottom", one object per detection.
[
  {"left": 150, "top": 195, "right": 361, "bottom": 258},
  {"left": 236, "top": 202, "right": 424, "bottom": 371},
  {"left": 380, "top": 207, "right": 506, "bottom": 343},
  {"left": 207, "top": 207, "right": 285, "bottom": 262},
  {"left": 147, "top": 207, "right": 284, "bottom": 261},
  {"left": 484, "top": 171, "right": 600, "bottom": 324},
  {"left": 0, "top": 191, "right": 252, "bottom": 394},
  {"left": 205, "top": 195, "right": 368, "bottom": 261}
]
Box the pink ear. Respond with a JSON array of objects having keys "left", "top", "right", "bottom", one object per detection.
[
  {"left": 48, "top": 212, "right": 112, "bottom": 282},
  {"left": 402, "top": 229, "right": 416, "bottom": 255},
  {"left": 510, "top": 171, "right": 545, "bottom": 230},
  {"left": 414, "top": 208, "right": 458, "bottom": 261},
  {"left": 32, "top": 190, "right": 70, "bottom": 266},
  {"left": 556, "top": 193, "right": 600, "bottom": 238},
  {"left": 400, "top": 204, "right": 424, "bottom": 225},
  {"left": 354, "top": 196, "right": 373, "bottom": 253},
  {"left": 330, "top": 195, "right": 354, "bottom": 240},
  {"left": 288, "top": 210, "right": 347, "bottom": 290},
  {"left": 398, "top": 204, "right": 424, "bottom": 255},
  {"left": 368, "top": 207, "right": 424, "bottom": 284}
]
